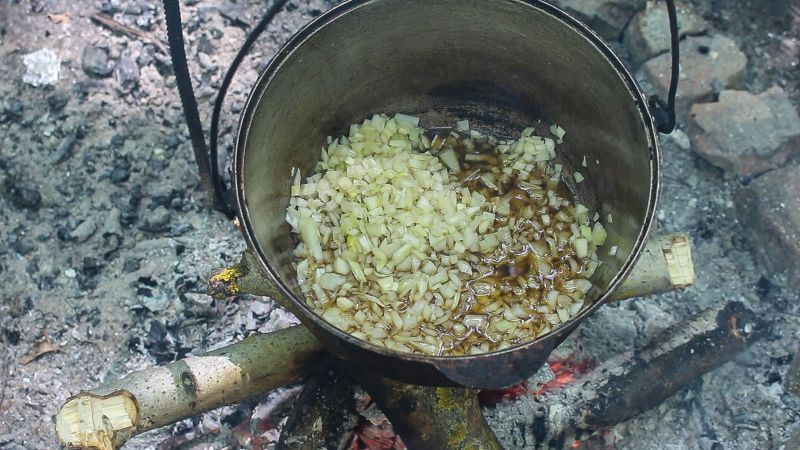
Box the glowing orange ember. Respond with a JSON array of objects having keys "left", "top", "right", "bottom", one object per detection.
[
  {"left": 344, "top": 354, "right": 594, "bottom": 448},
  {"left": 479, "top": 354, "right": 593, "bottom": 406},
  {"left": 532, "top": 354, "right": 593, "bottom": 396},
  {"left": 478, "top": 381, "right": 530, "bottom": 405}
]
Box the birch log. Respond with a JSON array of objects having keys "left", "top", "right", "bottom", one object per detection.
[{"left": 56, "top": 325, "right": 324, "bottom": 449}]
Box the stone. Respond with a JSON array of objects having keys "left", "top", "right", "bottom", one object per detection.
[
  {"left": 550, "top": 0, "right": 645, "bottom": 41},
  {"left": 2, "top": 99, "right": 23, "bottom": 122},
  {"left": 51, "top": 134, "right": 76, "bottom": 164},
  {"left": 114, "top": 56, "right": 140, "bottom": 93},
  {"left": 12, "top": 239, "right": 35, "bottom": 255},
  {"left": 71, "top": 219, "right": 97, "bottom": 242},
  {"left": 661, "top": 127, "right": 691, "bottom": 151},
  {"left": 47, "top": 92, "right": 70, "bottom": 111},
  {"left": 110, "top": 156, "right": 131, "bottom": 183},
  {"left": 56, "top": 226, "right": 73, "bottom": 241},
  {"left": 82, "top": 45, "right": 113, "bottom": 77},
  {"left": 689, "top": 87, "right": 800, "bottom": 177},
  {"left": 197, "top": 34, "right": 215, "bottom": 55},
  {"left": 82, "top": 257, "right": 103, "bottom": 277},
  {"left": 123, "top": 258, "right": 141, "bottom": 273},
  {"left": 624, "top": 1, "right": 709, "bottom": 66},
  {"left": 6, "top": 183, "right": 41, "bottom": 209},
  {"left": 136, "top": 46, "right": 155, "bottom": 67},
  {"left": 101, "top": 207, "right": 123, "bottom": 237},
  {"left": 197, "top": 52, "right": 216, "bottom": 71},
  {"left": 140, "top": 285, "right": 171, "bottom": 311},
  {"left": 735, "top": 164, "right": 800, "bottom": 290},
  {"left": 140, "top": 206, "right": 171, "bottom": 233},
  {"left": 218, "top": 2, "right": 250, "bottom": 27},
  {"left": 643, "top": 35, "right": 747, "bottom": 113},
  {"left": 22, "top": 48, "right": 60, "bottom": 87}
]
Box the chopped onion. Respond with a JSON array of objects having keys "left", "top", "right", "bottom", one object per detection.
[
  {"left": 298, "top": 210, "right": 323, "bottom": 262},
  {"left": 439, "top": 148, "right": 460, "bottom": 172},
  {"left": 592, "top": 222, "right": 608, "bottom": 246},
  {"left": 288, "top": 114, "right": 603, "bottom": 357},
  {"left": 549, "top": 124, "right": 566, "bottom": 143},
  {"left": 318, "top": 272, "right": 347, "bottom": 291},
  {"left": 574, "top": 238, "right": 589, "bottom": 258}
]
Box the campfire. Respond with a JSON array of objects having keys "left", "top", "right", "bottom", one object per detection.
[
  {"left": 273, "top": 302, "right": 761, "bottom": 450},
  {"left": 43, "top": 0, "right": 772, "bottom": 448},
  {"left": 55, "top": 234, "right": 765, "bottom": 450}
]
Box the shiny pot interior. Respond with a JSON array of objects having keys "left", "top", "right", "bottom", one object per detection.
[{"left": 236, "top": 0, "right": 660, "bottom": 388}]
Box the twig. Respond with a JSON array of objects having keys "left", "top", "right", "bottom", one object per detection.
[{"left": 89, "top": 12, "right": 168, "bottom": 55}]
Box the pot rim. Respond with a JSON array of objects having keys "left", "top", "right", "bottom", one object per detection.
[{"left": 234, "top": 0, "right": 661, "bottom": 364}]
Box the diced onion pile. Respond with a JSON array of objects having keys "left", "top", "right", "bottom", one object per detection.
[{"left": 286, "top": 114, "right": 607, "bottom": 356}]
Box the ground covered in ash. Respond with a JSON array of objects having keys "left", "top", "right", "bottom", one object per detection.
[{"left": 0, "top": 0, "right": 798, "bottom": 449}]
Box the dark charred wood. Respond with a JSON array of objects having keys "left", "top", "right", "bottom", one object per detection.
[
  {"left": 580, "top": 302, "right": 766, "bottom": 428},
  {"left": 537, "top": 301, "right": 766, "bottom": 446},
  {"left": 276, "top": 360, "right": 360, "bottom": 450},
  {"left": 351, "top": 371, "right": 503, "bottom": 450}
]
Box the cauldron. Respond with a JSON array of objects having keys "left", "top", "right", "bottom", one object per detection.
[{"left": 173, "top": 0, "right": 675, "bottom": 389}]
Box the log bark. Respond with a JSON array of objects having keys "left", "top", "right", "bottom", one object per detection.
[{"left": 56, "top": 325, "right": 325, "bottom": 450}]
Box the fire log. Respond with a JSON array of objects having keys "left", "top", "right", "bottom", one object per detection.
[
  {"left": 352, "top": 372, "right": 504, "bottom": 450},
  {"left": 276, "top": 361, "right": 360, "bottom": 450},
  {"left": 610, "top": 234, "right": 694, "bottom": 301},
  {"left": 530, "top": 301, "right": 766, "bottom": 447},
  {"left": 55, "top": 326, "right": 325, "bottom": 450}
]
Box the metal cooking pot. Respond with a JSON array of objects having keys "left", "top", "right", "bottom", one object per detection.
[{"left": 229, "top": 0, "right": 664, "bottom": 389}]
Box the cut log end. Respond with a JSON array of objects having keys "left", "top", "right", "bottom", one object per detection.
[
  {"left": 56, "top": 390, "right": 139, "bottom": 450},
  {"left": 610, "top": 234, "right": 696, "bottom": 301},
  {"left": 663, "top": 235, "right": 695, "bottom": 287}
]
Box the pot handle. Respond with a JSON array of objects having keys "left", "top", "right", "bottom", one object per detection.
[
  {"left": 648, "top": 0, "right": 680, "bottom": 134},
  {"left": 163, "top": 0, "right": 291, "bottom": 219}
]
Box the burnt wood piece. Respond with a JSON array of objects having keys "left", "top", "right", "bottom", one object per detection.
[
  {"left": 537, "top": 301, "right": 766, "bottom": 446},
  {"left": 351, "top": 371, "right": 503, "bottom": 450},
  {"left": 276, "top": 360, "right": 360, "bottom": 450}
]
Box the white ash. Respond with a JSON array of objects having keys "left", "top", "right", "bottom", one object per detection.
[{"left": 1, "top": 0, "right": 798, "bottom": 448}]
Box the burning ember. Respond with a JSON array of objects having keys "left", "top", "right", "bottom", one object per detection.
[
  {"left": 479, "top": 354, "right": 594, "bottom": 406},
  {"left": 341, "top": 355, "right": 592, "bottom": 449},
  {"left": 533, "top": 355, "right": 593, "bottom": 396}
]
